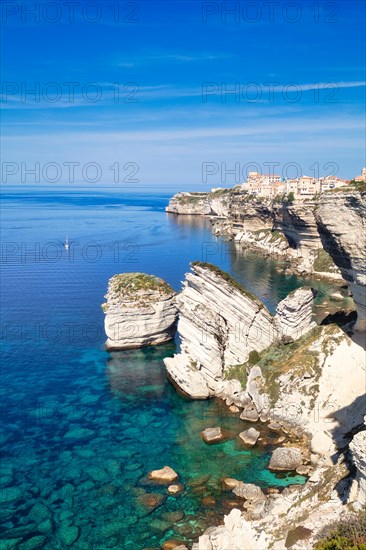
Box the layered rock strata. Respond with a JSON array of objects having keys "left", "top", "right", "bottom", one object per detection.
[
  {"left": 315, "top": 191, "right": 366, "bottom": 331},
  {"left": 102, "top": 273, "right": 178, "bottom": 350},
  {"left": 164, "top": 262, "right": 315, "bottom": 399},
  {"left": 166, "top": 189, "right": 343, "bottom": 278},
  {"left": 349, "top": 419, "right": 366, "bottom": 510}
]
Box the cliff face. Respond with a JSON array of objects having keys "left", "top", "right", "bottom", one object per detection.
[
  {"left": 102, "top": 273, "right": 178, "bottom": 350},
  {"left": 166, "top": 192, "right": 212, "bottom": 215},
  {"left": 191, "top": 327, "right": 366, "bottom": 549},
  {"left": 167, "top": 190, "right": 342, "bottom": 279},
  {"left": 164, "top": 263, "right": 315, "bottom": 400},
  {"left": 315, "top": 191, "right": 366, "bottom": 330}
]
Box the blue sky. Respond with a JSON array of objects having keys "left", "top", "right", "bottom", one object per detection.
[{"left": 1, "top": 0, "right": 365, "bottom": 189}]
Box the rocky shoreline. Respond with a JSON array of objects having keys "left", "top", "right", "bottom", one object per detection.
[{"left": 102, "top": 189, "right": 365, "bottom": 549}]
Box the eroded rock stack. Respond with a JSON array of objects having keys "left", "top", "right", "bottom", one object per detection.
[
  {"left": 164, "top": 262, "right": 315, "bottom": 399},
  {"left": 103, "top": 273, "right": 178, "bottom": 350},
  {"left": 275, "top": 287, "right": 316, "bottom": 341}
]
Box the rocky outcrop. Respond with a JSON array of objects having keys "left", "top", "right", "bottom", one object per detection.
[
  {"left": 166, "top": 190, "right": 231, "bottom": 216},
  {"left": 167, "top": 189, "right": 343, "bottom": 279},
  {"left": 315, "top": 191, "right": 366, "bottom": 330},
  {"left": 238, "top": 428, "right": 260, "bottom": 446},
  {"left": 166, "top": 192, "right": 211, "bottom": 215},
  {"left": 148, "top": 466, "right": 178, "bottom": 483},
  {"left": 164, "top": 263, "right": 315, "bottom": 399},
  {"left": 259, "top": 325, "right": 366, "bottom": 465},
  {"left": 102, "top": 273, "right": 177, "bottom": 350},
  {"left": 275, "top": 287, "right": 317, "bottom": 341},
  {"left": 269, "top": 447, "right": 303, "bottom": 471},
  {"left": 349, "top": 420, "right": 366, "bottom": 510},
  {"left": 201, "top": 427, "right": 224, "bottom": 443},
  {"left": 191, "top": 508, "right": 269, "bottom": 550}
]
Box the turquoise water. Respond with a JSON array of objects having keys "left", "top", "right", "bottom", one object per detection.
[{"left": 0, "top": 188, "right": 340, "bottom": 549}]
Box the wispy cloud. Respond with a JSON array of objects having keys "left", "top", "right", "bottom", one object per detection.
[{"left": 1, "top": 81, "right": 365, "bottom": 110}]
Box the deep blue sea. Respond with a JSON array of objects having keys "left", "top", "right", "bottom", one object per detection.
[{"left": 0, "top": 187, "right": 340, "bottom": 549}]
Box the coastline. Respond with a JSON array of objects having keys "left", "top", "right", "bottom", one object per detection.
[{"left": 161, "top": 187, "right": 366, "bottom": 549}]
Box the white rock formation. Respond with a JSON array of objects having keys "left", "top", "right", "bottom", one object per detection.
[
  {"left": 349, "top": 419, "right": 366, "bottom": 510},
  {"left": 239, "top": 427, "right": 260, "bottom": 446},
  {"left": 315, "top": 190, "right": 366, "bottom": 330},
  {"left": 167, "top": 190, "right": 343, "bottom": 279},
  {"left": 103, "top": 273, "right": 177, "bottom": 350},
  {"left": 164, "top": 263, "right": 315, "bottom": 399},
  {"left": 269, "top": 447, "right": 303, "bottom": 471},
  {"left": 275, "top": 287, "right": 316, "bottom": 341},
  {"left": 268, "top": 326, "right": 366, "bottom": 465},
  {"left": 148, "top": 466, "right": 178, "bottom": 483},
  {"left": 191, "top": 509, "right": 269, "bottom": 550}
]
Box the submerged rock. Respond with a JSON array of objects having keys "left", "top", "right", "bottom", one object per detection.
[
  {"left": 103, "top": 273, "right": 178, "bottom": 350},
  {"left": 222, "top": 478, "right": 240, "bottom": 490},
  {"left": 18, "top": 536, "right": 48, "bottom": 549},
  {"left": 137, "top": 492, "right": 165, "bottom": 511},
  {"left": 0, "top": 486, "right": 22, "bottom": 504},
  {"left": 269, "top": 447, "right": 302, "bottom": 471},
  {"left": 58, "top": 524, "right": 79, "bottom": 546}
]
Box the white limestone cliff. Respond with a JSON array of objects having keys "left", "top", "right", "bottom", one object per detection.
[
  {"left": 166, "top": 190, "right": 343, "bottom": 279},
  {"left": 164, "top": 262, "right": 315, "bottom": 399},
  {"left": 102, "top": 273, "right": 178, "bottom": 350},
  {"left": 315, "top": 190, "right": 366, "bottom": 331},
  {"left": 349, "top": 419, "right": 366, "bottom": 511},
  {"left": 191, "top": 509, "right": 269, "bottom": 550}
]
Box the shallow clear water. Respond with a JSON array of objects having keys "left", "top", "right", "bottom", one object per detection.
[{"left": 0, "top": 188, "right": 341, "bottom": 549}]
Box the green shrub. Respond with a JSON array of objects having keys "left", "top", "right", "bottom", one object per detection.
[
  {"left": 224, "top": 363, "right": 248, "bottom": 388},
  {"left": 285, "top": 526, "right": 312, "bottom": 548},
  {"left": 315, "top": 512, "right": 366, "bottom": 550},
  {"left": 248, "top": 350, "right": 260, "bottom": 365}
]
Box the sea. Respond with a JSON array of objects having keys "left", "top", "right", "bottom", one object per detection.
[{"left": 0, "top": 187, "right": 341, "bottom": 549}]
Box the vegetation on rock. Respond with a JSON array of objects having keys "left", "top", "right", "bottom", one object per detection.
[
  {"left": 314, "top": 511, "right": 366, "bottom": 549},
  {"left": 191, "top": 261, "right": 268, "bottom": 310},
  {"left": 102, "top": 273, "right": 175, "bottom": 311},
  {"left": 224, "top": 325, "right": 344, "bottom": 404},
  {"left": 313, "top": 249, "right": 338, "bottom": 273}
]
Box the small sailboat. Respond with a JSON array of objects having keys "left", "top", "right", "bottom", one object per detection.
[{"left": 64, "top": 235, "right": 69, "bottom": 250}]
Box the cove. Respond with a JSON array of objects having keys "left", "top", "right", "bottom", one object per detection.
[{"left": 0, "top": 188, "right": 345, "bottom": 549}]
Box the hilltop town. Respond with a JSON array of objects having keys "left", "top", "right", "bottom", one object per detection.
[{"left": 212, "top": 166, "right": 366, "bottom": 199}]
